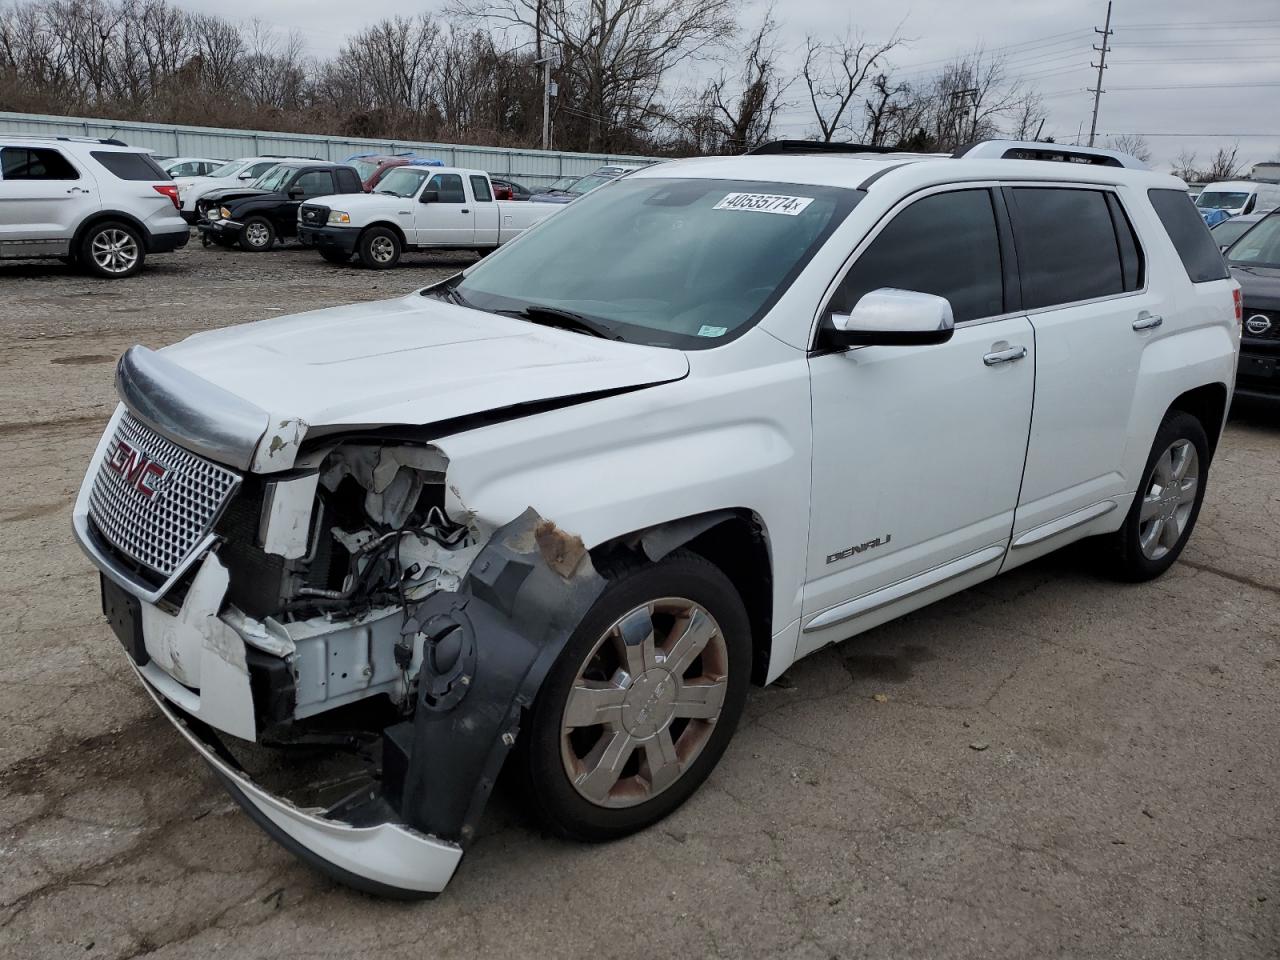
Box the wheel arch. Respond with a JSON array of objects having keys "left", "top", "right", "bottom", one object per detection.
[
  {"left": 1165, "top": 381, "right": 1229, "bottom": 457},
  {"left": 73, "top": 210, "right": 152, "bottom": 251},
  {"left": 592, "top": 509, "right": 775, "bottom": 685},
  {"left": 360, "top": 220, "right": 407, "bottom": 247}
]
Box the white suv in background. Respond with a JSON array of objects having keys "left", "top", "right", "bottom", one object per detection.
[
  {"left": 0, "top": 136, "right": 188, "bottom": 278},
  {"left": 73, "top": 140, "right": 1240, "bottom": 897}
]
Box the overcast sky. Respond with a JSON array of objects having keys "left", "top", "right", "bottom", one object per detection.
[{"left": 178, "top": 0, "right": 1280, "bottom": 171}]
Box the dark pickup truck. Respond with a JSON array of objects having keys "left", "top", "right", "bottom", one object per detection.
[
  {"left": 1226, "top": 210, "right": 1280, "bottom": 402},
  {"left": 197, "top": 161, "right": 363, "bottom": 251}
]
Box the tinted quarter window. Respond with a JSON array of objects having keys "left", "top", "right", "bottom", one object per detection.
[
  {"left": 336, "top": 168, "right": 361, "bottom": 192},
  {"left": 1147, "top": 188, "right": 1231, "bottom": 283},
  {"left": 294, "top": 170, "right": 335, "bottom": 197},
  {"left": 830, "top": 188, "right": 1004, "bottom": 323},
  {"left": 430, "top": 173, "right": 466, "bottom": 203},
  {"left": 1106, "top": 193, "right": 1144, "bottom": 292},
  {"left": 1009, "top": 188, "right": 1124, "bottom": 309},
  {"left": 470, "top": 175, "right": 493, "bottom": 201},
  {"left": 1, "top": 147, "right": 79, "bottom": 180},
  {"left": 91, "top": 151, "right": 169, "bottom": 180}
]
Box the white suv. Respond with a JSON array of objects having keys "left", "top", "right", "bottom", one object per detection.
[
  {"left": 0, "top": 136, "right": 189, "bottom": 278},
  {"left": 73, "top": 140, "right": 1240, "bottom": 896}
]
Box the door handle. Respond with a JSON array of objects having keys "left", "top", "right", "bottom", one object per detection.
[
  {"left": 461, "top": 209, "right": 470, "bottom": 214},
  {"left": 66, "top": 187, "right": 89, "bottom": 194},
  {"left": 983, "top": 345, "right": 1027, "bottom": 366},
  {"left": 1132, "top": 314, "right": 1163, "bottom": 331}
]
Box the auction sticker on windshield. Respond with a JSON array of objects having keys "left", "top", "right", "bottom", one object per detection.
[{"left": 714, "top": 193, "right": 814, "bottom": 216}]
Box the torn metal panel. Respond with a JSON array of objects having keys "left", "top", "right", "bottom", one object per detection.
[
  {"left": 259, "top": 472, "right": 321, "bottom": 559},
  {"left": 251, "top": 416, "right": 309, "bottom": 474},
  {"left": 384, "top": 508, "right": 605, "bottom": 844}
]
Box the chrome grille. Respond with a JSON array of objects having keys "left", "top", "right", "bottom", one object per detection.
[{"left": 88, "top": 412, "right": 240, "bottom": 577}]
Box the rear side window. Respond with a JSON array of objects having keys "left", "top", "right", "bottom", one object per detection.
[
  {"left": 830, "top": 188, "right": 1004, "bottom": 323},
  {"left": 1008, "top": 188, "right": 1124, "bottom": 309},
  {"left": 335, "top": 168, "right": 361, "bottom": 192},
  {"left": 1148, "top": 188, "right": 1231, "bottom": 283},
  {"left": 1, "top": 146, "right": 79, "bottom": 180},
  {"left": 470, "top": 175, "right": 493, "bottom": 201},
  {"left": 91, "top": 151, "right": 169, "bottom": 181},
  {"left": 1105, "top": 194, "right": 1144, "bottom": 292}
]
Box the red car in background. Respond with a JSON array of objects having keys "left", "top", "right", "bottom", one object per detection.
[{"left": 345, "top": 154, "right": 444, "bottom": 191}]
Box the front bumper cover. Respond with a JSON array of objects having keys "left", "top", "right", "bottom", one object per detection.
[{"left": 298, "top": 224, "right": 360, "bottom": 254}]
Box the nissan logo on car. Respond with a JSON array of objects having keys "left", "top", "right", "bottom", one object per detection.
[{"left": 1245, "top": 314, "right": 1272, "bottom": 336}]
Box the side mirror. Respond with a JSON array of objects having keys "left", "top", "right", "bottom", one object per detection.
[
  {"left": 826, "top": 288, "right": 955, "bottom": 347},
  {"left": 419, "top": 188, "right": 439, "bottom": 204},
  {"left": 238, "top": 172, "right": 255, "bottom": 180},
  {"left": 288, "top": 186, "right": 305, "bottom": 199}
]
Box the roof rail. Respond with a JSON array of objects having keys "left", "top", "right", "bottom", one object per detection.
[
  {"left": 10, "top": 135, "right": 129, "bottom": 147},
  {"left": 954, "top": 139, "right": 1146, "bottom": 170},
  {"left": 746, "top": 139, "right": 897, "bottom": 157}
]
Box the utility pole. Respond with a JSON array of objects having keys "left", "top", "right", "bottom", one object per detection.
[
  {"left": 1088, "top": 1, "right": 1113, "bottom": 147},
  {"left": 949, "top": 87, "right": 979, "bottom": 147},
  {"left": 536, "top": 56, "right": 553, "bottom": 151}
]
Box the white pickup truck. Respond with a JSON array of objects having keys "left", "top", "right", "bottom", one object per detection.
[{"left": 297, "top": 166, "right": 561, "bottom": 268}]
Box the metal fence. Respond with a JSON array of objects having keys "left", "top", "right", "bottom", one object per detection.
[{"left": 0, "top": 110, "right": 657, "bottom": 188}]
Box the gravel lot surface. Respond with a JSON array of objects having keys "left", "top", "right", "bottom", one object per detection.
[{"left": 1, "top": 244, "right": 1277, "bottom": 959}]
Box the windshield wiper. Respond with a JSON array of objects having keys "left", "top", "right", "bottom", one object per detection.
[{"left": 495, "top": 305, "right": 620, "bottom": 340}]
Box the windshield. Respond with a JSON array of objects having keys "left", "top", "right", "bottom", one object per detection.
[
  {"left": 1196, "top": 191, "right": 1250, "bottom": 210},
  {"left": 375, "top": 167, "right": 433, "bottom": 198},
  {"left": 1211, "top": 218, "right": 1257, "bottom": 247},
  {"left": 449, "top": 177, "right": 861, "bottom": 348},
  {"left": 352, "top": 159, "right": 381, "bottom": 182},
  {"left": 209, "top": 160, "right": 243, "bottom": 178},
  {"left": 252, "top": 165, "right": 294, "bottom": 191},
  {"left": 1227, "top": 213, "right": 1280, "bottom": 267},
  {"left": 567, "top": 173, "right": 614, "bottom": 195}
]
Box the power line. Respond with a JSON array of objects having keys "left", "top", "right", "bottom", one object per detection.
[
  {"left": 1112, "top": 18, "right": 1280, "bottom": 27},
  {"left": 1109, "top": 57, "right": 1280, "bottom": 63},
  {"left": 1101, "top": 132, "right": 1280, "bottom": 137},
  {"left": 1107, "top": 81, "right": 1280, "bottom": 90}
]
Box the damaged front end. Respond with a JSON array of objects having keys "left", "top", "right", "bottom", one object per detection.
[{"left": 75, "top": 398, "right": 604, "bottom": 897}]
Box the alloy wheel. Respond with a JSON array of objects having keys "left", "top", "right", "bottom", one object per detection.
[
  {"left": 370, "top": 235, "right": 396, "bottom": 264},
  {"left": 244, "top": 221, "right": 271, "bottom": 248},
  {"left": 1138, "top": 438, "right": 1200, "bottom": 560},
  {"left": 90, "top": 228, "right": 139, "bottom": 275},
  {"left": 560, "top": 597, "right": 729, "bottom": 808}
]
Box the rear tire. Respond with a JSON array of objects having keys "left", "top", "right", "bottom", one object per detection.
[
  {"left": 358, "top": 227, "right": 401, "bottom": 269},
  {"left": 239, "top": 216, "right": 275, "bottom": 252},
  {"left": 514, "top": 551, "right": 751, "bottom": 843},
  {"left": 1101, "top": 410, "right": 1209, "bottom": 582},
  {"left": 80, "top": 221, "right": 145, "bottom": 279}
]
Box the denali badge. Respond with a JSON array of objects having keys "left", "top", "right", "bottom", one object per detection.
[
  {"left": 1245, "top": 314, "right": 1272, "bottom": 336},
  {"left": 106, "top": 440, "right": 170, "bottom": 499},
  {"left": 827, "top": 534, "right": 892, "bottom": 564}
]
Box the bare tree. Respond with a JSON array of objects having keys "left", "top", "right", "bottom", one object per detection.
[
  {"left": 1171, "top": 149, "right": 1200, "bottom": 181},
  {"left": 1107, "top": 133, "right": 1151, "bottom": 164},
  {"left": 1204, "top": 143, "right": 1242, "bottom": 180},
  {"left": 691, "top": 7, "right": 788, "bottom": 154},
  {"left": 801, "top": 29, "right": 902, "bottom": 142}
]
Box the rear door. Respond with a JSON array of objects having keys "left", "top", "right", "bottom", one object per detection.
[
  {"left": 1002, "top": 184, "right": 1155, "bottom": 563},
  {"left": 413, "top": 173, "right": 474, "bottom": 246},
  {"left": 0, "top": 146, "right": 98, "bottom": 256},
  {"left": 470, "top": 175, "right": 500, "bottom": 245}
]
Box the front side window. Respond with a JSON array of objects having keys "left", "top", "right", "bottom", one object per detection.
[
  {"left": 470, "top": 175, "right": 493, "bottom": 201},
  {"left": 1226, "top": 212, "right": 1280, "bottom": 268},
  {"left": 829, "top": 189, "right": 1004, "bottom": 323},
  {"left": 91, "top": 151, "right": 169, "bottom": 181},
  {"left": 1009, "top": 188, "right": 1125, "bottom": 309},
  {"left": 451, "top": 177, "right": 861, "bottom": 348},
  {"left": 293, "top": 170, "right": 335, "bottom": 197},
  {"left": 429, "top": 173, "right": 466, "bottom": 203},
  {"left": 375, "top": 167, "right": 433, "bottom": 198},
  {"left": 208, "top": 160, "right": 242, "bottom": 178},
  {"left": 1, "top": 146, "right": 79, "bottom": 180},
  {"left": 1148, "top": 188, "right": 1231, "bottom": 283}
]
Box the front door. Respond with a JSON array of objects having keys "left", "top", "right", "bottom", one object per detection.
[
  {"left": 799, "top": 187, "right": 1035, "bottom": 657},
  {"left": 283, "top": 168, "right": 336, "bottom": 237},
  {"left": 0, "top": 145, "right": 99, "bottom": 257},
  {"left": 414, "top": 173, "right": 475, "bottom": 246}
]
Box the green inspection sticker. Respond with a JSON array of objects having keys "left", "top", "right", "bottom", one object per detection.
[{"left": 697, "top": 325, "right": 728, "bottom": 337}]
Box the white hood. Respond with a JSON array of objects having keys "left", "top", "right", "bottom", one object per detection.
[{"left": 159, "top": 291, "right": 689, "bottom": 432}]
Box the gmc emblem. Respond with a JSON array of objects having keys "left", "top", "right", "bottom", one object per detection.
[{"left": 107, "top": 440, "right": 170, "bottom": 499}]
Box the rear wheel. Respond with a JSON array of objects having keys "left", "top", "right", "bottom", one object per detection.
[
  {"left": 515, "top": 551, "right": 750, "bottom": 842},
  {"left": 80, "top": 221, "right": 144, "bottom": 278},
  {"left": 239, "top": 216, "right": 275, "bottom": 252},
  {"left": 358, "top": 227, "right": 401, "bottom": 269},
  {"left": 1102, "top": 410, "right": 1209, "bottom": 581}
]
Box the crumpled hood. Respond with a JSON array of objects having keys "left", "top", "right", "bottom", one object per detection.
[
  {"left": 1232, "top": 264, "right": 1280, "bottom": 310},
  {"left": 202, "top": 187, "right": 274, "bottom": 208},
  {"left": 158, "top": 291, "right": 689, "bottom": 432}
]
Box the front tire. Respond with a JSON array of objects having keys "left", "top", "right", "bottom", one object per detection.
[
  {"left": 515, "top": 551, "right": 751, "bottom": 843},
  {"left": 80, "top": 221, "right": 144, "bottom": 278},
  {"left": 1103, "top": 410, "right": 1209, "bottom": 581},
  {"left": 358, "top": 227, "right": 401, "bottom": 269},
  {"left": 239, "top": 216, "right": 275, "bottom": 252}
]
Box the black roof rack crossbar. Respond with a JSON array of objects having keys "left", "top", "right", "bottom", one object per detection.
[{"left": 746, "top": 139, "right": 897, "bottom": 156}]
